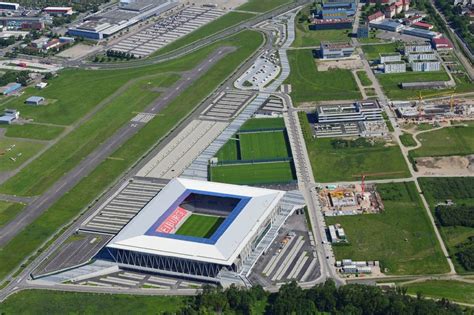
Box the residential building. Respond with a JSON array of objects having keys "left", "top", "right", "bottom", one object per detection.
[
  {"left": 407, "top": 51, "right": 436, "bottom": 62},
  {"left": 411, "top": 60, "right": 441, "bottom": 71},
  {"left": 380, "top": 52, "right": 401, "bottom": 63},
  {"left": 404, "top": 42, "right": 432, "bottom": 53},
  {"left": 383, "top": 61, "right": 406, "bottom": 73},
  {"left": 367, "top": 11, "right": 385, "bottom": 23},
  {"left": 320, "top": 41, "right": 354, "bottom": 59}
]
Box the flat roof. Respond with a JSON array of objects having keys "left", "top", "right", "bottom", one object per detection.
[
  {"left": 321, "top": 41, "right": 352, "bottom": 49},
  {"left": 107, "top": 178, "right": 285, "bottom": 265}
]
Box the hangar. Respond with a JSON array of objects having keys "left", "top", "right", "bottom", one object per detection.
[{"left": 106, "top": 178, "right": 294, "bottom": 282}]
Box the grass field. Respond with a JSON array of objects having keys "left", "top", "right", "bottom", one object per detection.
[
  {"left": 210, "top": 161, "right": 296, "bottom": 185},
  {"left": 239, "top": 131, "right": 291, "bottom": 160},
  {"left": 403, "top": 280, "right": 474, "bottom": 304},
  {"left": 154, "top": 12, "right": 256, "bottom": 56},
  {"left": 176, "top": 214, "right": 224, "bottom": 238},
  {"left": 0, "top": 290, "right": 185, "bottom": 314},
  {"left": 216, "top": 138, "right": 240, "bottom": 161},
  {"left": 240, "top": 117, "right": 285, "bottom": 131},
  {"left": 356, "top": 70, "right": 372, "bottom": 86},
  {"left": 237, "top": 0, "right": 291, "bottom": 12},
  {"left": 0, "top": 138, "right": 44, "bottom": 172},
  {"left": 418, "top": 177, "right": 474, "bottom": 273},
  {"left": 361, "top": 43, "right": 399, "bottom": 61},
  {"left": 376, "top": 70, "right": 452, "bottom": 100},
  {"left": 399, "top": 133, "right": 417, "bottom": 147},
  {"left": 1, "top": 124, "right": 65, "bottom": 141},
  {"left": 411, "top": 123, "right": 474, "bottom": 157},
  {"left": 326, "top": 182, "right": 450, "bottom": 275},
  {"left": 0, "top": 200, "right": 24, "bottom": 228},
  {"left": 299, "top": 113, "right": 410, "bottom": 182},
  {"left": 0, "top": 31, "right": 264, "bottom": 282},
  {"left": 286, "top": 49, "right": 361, "bottom": 103}
]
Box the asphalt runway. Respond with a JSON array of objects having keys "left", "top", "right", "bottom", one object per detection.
[{"left": 0, "top": 46, "right": 235, "bottom": 247}]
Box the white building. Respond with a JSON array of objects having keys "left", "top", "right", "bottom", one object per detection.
[
  {"left": 380, "top": 53, "right": 401, "bottom": 63},
  {"left": 384, "top": 61, "right": 406, "bottom": 73},
  {"left": 407, "top": 52, "right": 436, "bottom": 62},
  {"left": 411, "top": 60, "right": 441, "bottom": 71},
  {"left": 404, "top": 42, "right": 432, "bottom": 53}
]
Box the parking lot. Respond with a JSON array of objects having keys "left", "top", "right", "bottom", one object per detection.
[
  {"left": 110, "top": 6, "right": 225, "bottom": 57},
  {"left": 235, "top": 53, "right": 281, "bottom": 90},
  {"left": 201, "top": 90, "right": 255, "bottom": 120},
  {"left": 80, "top": 178, "right": 168, "bottom": 234},
  {"left": 249, "top": 210, "right": 320, "bottom": 287}
]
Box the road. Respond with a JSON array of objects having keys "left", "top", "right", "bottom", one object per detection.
[{"left": 0, "top": 47, "right": 234, "bottom": 248}]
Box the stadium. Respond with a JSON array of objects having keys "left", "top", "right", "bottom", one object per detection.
[{"left": 106, "top": 178, "right": 290, "bottom": 282}]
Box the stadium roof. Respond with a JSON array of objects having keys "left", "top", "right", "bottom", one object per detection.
[{"left": 107, "top": 178, "right": 285, "bottom": 265}]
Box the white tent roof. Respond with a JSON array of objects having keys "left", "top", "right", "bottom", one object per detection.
[{"left": 107, "top": 178, "right": 285, "bottom": 265}]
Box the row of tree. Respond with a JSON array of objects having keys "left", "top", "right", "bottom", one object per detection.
[
  {"left": 174, "top": 281, "right": 467, "bottom": 314},
  {"left": 105, "top": 50, "right": 136, "bottom": 60},
  {"left": 436, "top": 204, "right": 474, "bottom": 228}
]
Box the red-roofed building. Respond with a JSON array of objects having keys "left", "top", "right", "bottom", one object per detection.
[
  {"left": 432, "top": 37, "right": 453, "bottom": 50},
  {"left": 413, "top": 21, "right": 433, "bottom": 30},
  {"left": 368, "top": 11, "right": 385, "bottom": 22}
]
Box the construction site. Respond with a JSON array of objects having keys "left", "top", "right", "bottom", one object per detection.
[{"left": 318, "top": 182, "right": 384, "bottom": 216}]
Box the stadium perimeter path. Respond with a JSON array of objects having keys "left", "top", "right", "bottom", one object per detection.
[{"left": 0, "top": 46, "right": 235, "bottom": 248}]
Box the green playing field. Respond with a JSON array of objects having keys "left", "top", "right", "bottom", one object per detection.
[{"left": 175, "top": 214, "right": 224, "bottom": 238}]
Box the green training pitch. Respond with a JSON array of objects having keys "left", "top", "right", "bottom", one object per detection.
[
  {"left": 210, "top": 161, "right": 296, "bottom": 185},
  {"left": 215, "top": 138, "right": 240, "bottom": 161},
  {"left": 240, "top": 117, "right": 285, "bottom": 131},
  {"left": 326, "top": 182, "right": 450, "bottom": 275},
  {"left": 175, "top": 214, "right": 224, "bottom": 238},
  {"left": 239, "top": 131, "right": 291, "bottom": 160},
  {"left": 299, "top": 113, "right": 410, "bottom": 182},
  {"left": 285, "top": 49, "right": 361, "bottom": 103},
  {"left": 361, "top": 43, "right": 399, "bottom": 61},
  {"left": 411, "top": 123, "right": 474, "bottom": 157}
]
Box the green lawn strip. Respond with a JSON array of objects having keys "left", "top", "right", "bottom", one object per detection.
[
  {"left": 299, "top": 113, "right": 409, "bottom": 182},
  {"left": 418, "top": 177, "right": 474, "bottom": 273},
  {"left": 0, "top": 290, "right": 186, "bottom": 314},
  {"left": 326, "top": 182, "right": 450, "bottom": 275},
  {"left": 399, "top": 133, "right": 417, "bottom": 147},
  {"left": 239, "top": 131, "right": 291, "bottom": 160},
  {"left": 0, "top": 138, "right": 45, "bottom": 172},
  {"left": 237, "top": 0, "right": 291, "bottom": 12},
  {"left": 356, "top": 70, "right": 372, "bottom": 86},
  {"left": 1, "top": 124, "right": 65, "bottom": 141},
  {"left": 239, "top": 117, "right": 285, "bottom": 131},
  {"left": 153, "top": 12, "right": 256, "bottom": 56},
  {"left": 286, "top": 49, "right": 361, "bottom": 103},
  {"left": 382, "top": 112, "right": 394, "bottom": 132},
  {"left": 210, "top": 161, "right": 296, "bottom": 185},
  {"left": 376, "top": 71, "right": 452, "bottom": 100},
  {"left": 176, "top": 214, "right": 224, "bottom": 238},
  {"left": 402, "top": 280, "right": 474, "bottom": 304},
  {"left": 361, "top": 42, "right": 399, "bottom": 61},
  {"left": 0, "top": 200, "right": 24, "bottom": 228},
  {"left": 0, "top": 75, "right": 178, "bottom": 196},
  {"left": 0, "top": 30, "right": 263, "bottom": 282},
  {"left": 215, "top": 138, "right": 240, "bottom": 161},
  {"left": 411, "top": 123, "right": 474, "bottom": 157}
]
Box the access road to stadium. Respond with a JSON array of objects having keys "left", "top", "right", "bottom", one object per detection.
[{"left": 0, "top": 47, "right": 234, "bottom": 248}]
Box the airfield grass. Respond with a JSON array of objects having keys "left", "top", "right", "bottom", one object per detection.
[
  {"left": 176, "top": 214, "right": 224, "bottom": 238},
  {"left": 239, "top": 131, "right": 291, "bottom": 160},
  {"left": 237, "top": 0, "right": 291, "bottom": 12},
  {"left": 376, "top": 70, "right": 452, "bottom": 100},
  {"left": 411, "top": 123, "right": 474, "bottom": 157},
  {"left": 286, "top": 49, "right": 361, "bottom": 103},
  {"left": 0, "top": 200, "right": 24, "bottom": 228},
  {"left": 356, "top": 70, "right": 372, "bottom": 86},
  {"left": 0, "top": 290, "right": 185, "bottom": 314},
  {"left": 215, "top": 138, "right": 240, "bottom": 161},
  {"left": 403, "top": 280, "right": 474, "bottom": 304},
  {"left": 210, "top": 161, "right": 296, "bottom": 185},
  {"left": 154, "top": 12, "right": 256, "bottom": 56},
  {"left": 399, "top": 133, "right": 417, "bottom": 147},
  {"left": 299, "top": 113, "right": 410, "bottom": 182},
  {"left": 240, "top": 117, "right": 285, "bottom": 131},
  {"left": 0, "top": 30, "right": 263, "bottom": 282},
  {"left": 361, "top": 42, "right": 399, "bottom": 61},
  {"left": 0, "top": 138, "right": 44, "bottom": 172},
  {"left": 418, "top": 177, "right": 474, "bottom": 273},
  {"left": 326, "top": 182, "right": 450, "bottom": 275},
  {"left": 1, "top": 124, "right": 65, "bottom": 141}
]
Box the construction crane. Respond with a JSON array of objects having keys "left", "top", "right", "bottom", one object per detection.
[
  {"left": 361, "top": 174, "right": 366, "bottom": 195},
  {"left": 450, "top": 93, "right": 455, "bottom": 112}
]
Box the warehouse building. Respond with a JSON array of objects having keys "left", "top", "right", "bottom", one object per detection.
[
  {"left": 383, "top": 61, "right": 406, "bottom": 73},
  {"left": 431, "top": 37, "right": 453, "bottom": 50},
  {"left": 369, "top": 20, "right": 404, "bottom": 32},
  {"left": 357, "top": 23, "right": 369, "bottom": 38},
  {"left": 0, "top": 109, "right": 19, "bottom": 124},
  {"left": 319, "top": 0, "right": 356, "bottom": 19},
  {"left": 25, "top": 96, "right": 44, "bottom": 105},
  {"left": 401, "top": 27, "right": 441, "bottom": 39},
  {"left": 309, "top": 18, "right": 353, "bottom": 30},
  {"left": 401, "top": 81, "right": 449, "bottom": 89},
  {"left": 43, "top": 7, "right": 73, "bottom": 16},
  {"left": 411, "top": 60, "right": 441, "bottom": 72},
  {"left": 0, "top": 16, "right": 48, "bottom": 30},
  {"left": 380, "top": 52, "right": 401, "bottom": 63},
  {"left": 0, "top": 2, "right": 19, "bottom": 10},
  {"left": 320, "top": 41, "right": 354, "bottom": 59},
  {"left": 0, "top": 82, "right": 21, "bottom": 95},
  {"left": 105, "top": 178, "right": 298, "bottom": 283}
]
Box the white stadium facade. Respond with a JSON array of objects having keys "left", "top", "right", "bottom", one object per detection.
[{"left": 105, "top": 178, "right": 303, "bottom": 282}]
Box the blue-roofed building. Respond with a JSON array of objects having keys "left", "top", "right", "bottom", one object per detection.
[
  {"left": 0, "top": 82, "right": 21, "bottom": 95},
  {"left": 319, "top": 0, "right": 357, "bottom": 19}
]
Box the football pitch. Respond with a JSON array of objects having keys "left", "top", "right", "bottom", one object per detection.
[
  {"left": 175, "top": 214, "right": 224, "bottom": 238},
  {"left": 239, "top": 131, "right": 291, "bottom": 160}
]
